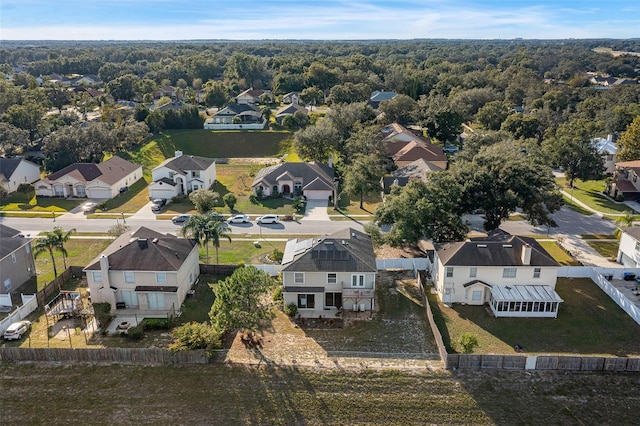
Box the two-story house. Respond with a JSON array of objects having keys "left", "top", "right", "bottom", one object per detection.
[
  {"left": 617, "top": 227, "right": 640, "bottom": 267},
  {"left": 606, "top": 160, "right": 640, "bottom": 201},
  {"left": 433, "top": 230, "right": 562, "bottom": 318},
  {"left": 148, "top": 151, "right": 217, "bottom": 200},
  {"left": 0, "top": 224, "right": 36, "bottom": 294},
  {"left": 83, "top": 226, "right": 199, "bottom": 316},
  {"left": 281, "top": 228, "right": 377, "bottom": 318}
]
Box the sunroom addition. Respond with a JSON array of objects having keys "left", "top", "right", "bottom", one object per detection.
[{"left": 489, "top": 285, "right": 563, "bottom": 318}]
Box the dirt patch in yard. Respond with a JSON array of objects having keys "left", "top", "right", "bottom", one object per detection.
[{"left": 375, "top": 244, "right": 425, "bottom": 259}]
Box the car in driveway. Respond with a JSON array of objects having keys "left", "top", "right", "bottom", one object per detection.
[
  {"left": 81, "top": 201, "right": 98, "bottom": 214},
  {"left": 151, "top": 198, "right": 167, "bottom": 212},
  {"left": 256, "top": 214, "right": 279, "bottom": 224},
  {"left": 4, "top": 320, "right": 31, "bottom": 340},
  {"left": 171, "top": 214, "right": 192, "bottom": 224},
  {"left": 442, "top": 145, "right": 460, "bottom": 154},
  {"left": 227, "top": 214, "right": 250, "bottom": 224}
]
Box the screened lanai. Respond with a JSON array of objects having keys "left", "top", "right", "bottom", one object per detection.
[{"left": 489, "top": 285, "right": 563, "bottom": 318}]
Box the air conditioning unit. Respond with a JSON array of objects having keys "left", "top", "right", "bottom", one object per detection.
[
  {"left": 360, "top": 303, "right": 365, "bottom": 312},
  {"left": 352, "top": 303, "right": 358, "bottom": 312}
]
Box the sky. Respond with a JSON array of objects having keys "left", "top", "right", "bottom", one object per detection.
[{"left": 1, "top": 0, "right": 639, "bottom": 41}]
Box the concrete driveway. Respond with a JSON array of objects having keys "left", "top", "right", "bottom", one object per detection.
[{"left": 302, "top": 200, "right": 330, "bottom": 221}]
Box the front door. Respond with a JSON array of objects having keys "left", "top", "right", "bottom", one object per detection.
[
  {"left": 122, "top": 291, "right": 139, "bottom": 307},
  {"left": 147, "top": 293, "right": 165, "bottom": 309}
]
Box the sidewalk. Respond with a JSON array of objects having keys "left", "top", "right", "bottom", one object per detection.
[{"left": 552, "top": 233, "right": 622, "bottom": 268}]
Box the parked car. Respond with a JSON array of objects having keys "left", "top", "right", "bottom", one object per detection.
[
  {"left": 3, "top": 320, "right": 31, "bottom": 340},
  {"left": 81, "top": 201, "right": 98, "bottom": 214},
  {"left": 227, "top": 214, "right": 250, "bottom": 224},
  {"left": 119, "top": 186, "right": 129, "bottom": 194},
  {"left": 171, "top": 214, "right": 192, "bottom": 224},
  {"left": 256, "top": 214, "right": 279, "bottom": 224},
  {"left": 151, "top": 198, "right": 167, "bottom": 212},
  {"left": 442, "top": 145, "right": 460, "bottom": 154}
]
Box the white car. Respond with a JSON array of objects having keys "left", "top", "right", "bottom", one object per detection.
[
  {"left": 4, "top": 320, "right": 31, "bottom": 340},
  {"left": 256, "top": 214, "right": 279, "bottom": 224},
  {"left": 81, "top": 201, "right": 98, "bottom": 213},
  {"left": 227, "top": 214, "right": 250, "bottom": 224}
]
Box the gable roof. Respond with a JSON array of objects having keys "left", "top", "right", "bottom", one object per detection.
[
  {"left": 155, "top": 154, "right": 215, "bottom": 173},
  {"left": 370, "top": 91, "right": 397, "bottom": 102},
  {"left": 435, "top": 230, "right": 558, "bottom": 267},
  {"left": 0, "top": 158, "right": 23, "bottom": 181},
  {"left": 393, "top": 158, "right": 443, "bottom": 178},
  {"left": 252, "top": 162, "right": 334, "bottom": 189},
  {"left": 282, "top": 228, "right": 376, "bottom": 273},
  {"left": 215, "top": 103, "right": 261, "bottom": 116},
  {"left": 386, "top": 140, "right": 447, "bottom": 164},
  {"left": 275, "top": 103, "right": 307, "bottom": 117},
  {"left": 0, "top": 224, "right": 21, "bottom": 238},
  {"left": 84, "top": 226, "right": 197, "bottom": 272},
  {"left": 622, "top": 227, "right": 640, "bottom": 241},
  {"left": 43, "top": 156, "right": 140, "bottom": 185},
  {"left": 0, "top": 224, "right": 30, "bottom": 259},
  {"left": 237, "top": 88, "right": 266, "bottom": 99}
]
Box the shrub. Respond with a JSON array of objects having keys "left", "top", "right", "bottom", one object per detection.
[
  {"left": 143, "top": 318, "right": 170, "bottom": 330},
  {"left": 270, "top": 248, "right": 284, "bottom": 263},
  {"left": 127, "top": 323, "right": 145, "bottom": 340},
  {"left": 616, "top": 194, "right": 625, "bottom": 202},
  {"left": 92, "top": 303, "right": 113, "bottom": 328},
  {"left": 273, "top": 286, "right": 283, "bottom": 302},
  {"left": 284, "top": 302, "right": 298, "bottom": 317},
  {"left": 249, "top": 193, "right": 259, "bottom": 204},
  {"left": 459, "top": 332, "right": 479, "bottom": 354},
  {"left": 169, "top": 322, "right": 222, "bottom": 352}
]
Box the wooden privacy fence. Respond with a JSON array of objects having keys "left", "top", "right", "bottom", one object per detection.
[
  {"left": 0, "top": 347, "right": 209, "bottom": 365},
  {"left": 417, "top": 272, "right": 449, "bottom": 364}
]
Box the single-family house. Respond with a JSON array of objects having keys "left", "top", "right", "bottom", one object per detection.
[
  {"left": 0, "top": 158, "right": 41, "bottom": 194},
  {"left": 432, "top": 230, "right": 562, "bottom": 318},
  {"left": 236, "top": 88, "right": 268, "bottom": 105},
  {"left": 35, "top": 156, "right": 142, "bottom": 199},
  {"left": 204, "top": 103, "right": 265, "bottom": 129},
  {"left": 150, "top": 101, "right": 191, "bottom": 112},
  {"left": 0, "top": 224, "right": 36, "bottom": 294},
  {"left": 74, "top": 74, "right": 102, "bottom": 86},
  {"left": 616, "top": 227, "right": 640, "bottom": 267},
  {"left": 148, "top": 151, "right": 216, "bottom": 200},
  {"left": 593, "top": 135, "right": 617, "bottom": 175},
  {"left": 606, "top": 160, "right": 640, "bottom": 201},
  {"left": 252, "top": 162, "right": 335, "bottom": 200},
  {"left": 380, "top": 158, "right": 442, "bottom": 195},
  {"left": 281, "top": 228, "right": 377, "bottom": 318},
  {"left": 83, "top": 226, "right": 199, "bottom": 316},
  {"left": 385, "top": 139, "right": 448, "bottom": 170},
  {"left": 275, "top": 103, "right": 307, "bottom": 124},
  {"left": 368, "top": 90, "right": 397, "bottom": 109},
  {"left": 155, "top": 85, "right": 181, "bottom": 100},
  {"left": 282, "top": 92, "right": 301, "bottom": 104}
]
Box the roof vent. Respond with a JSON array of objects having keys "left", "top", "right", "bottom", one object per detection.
[
  {"left": 502, "top": 244, "right": 512, "bottom": 248},
  {"left": 152, "top": 238, "right": 159, "bottom": 244},
  {"left": 477, "top": 244, "right": 487, "bottom": 248},
  {"left": 505, "top": 286, "right": 512, "bottom": 290},
  {"left": 137, "top": 239, "right": 148, "bottom": 249},
  {"left": 175, "top": 252, "right": 179, "bottom": 258}
]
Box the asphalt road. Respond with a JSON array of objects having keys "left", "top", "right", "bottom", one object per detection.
[{"left": 0, "top": 206, "right": 616, "bottom": 238}]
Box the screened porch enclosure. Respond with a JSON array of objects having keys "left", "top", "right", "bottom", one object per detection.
[{"left": 489, "top": 284, "right": 563, "bottom": 318}]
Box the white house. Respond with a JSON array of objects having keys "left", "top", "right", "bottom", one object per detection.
[
  {"left": 252, "top": 162, "right": 335, "bottom": 201},
  {"left": 281, "top": 228, "right": 377, "bottom": 318},
  {"left": 593, "top": 135, "right": 617, "bottom": 175},
  {"left": 35, "top": 156, "right": 142, "bottom": 199},
  {"left": 0, "top": 158, "right": 41, "bottom": 194},
  {"left": 83, "top": 227, "right": 199, "bottom": 316},
  {"left": 433, "top": 230, "right": 562, "bottom": 318},
  {"left": 617, "top": 227, "right": 640, "bottom": 267},
  {"left": 148, "top": 151, "right": 216, "bottom": 200}
]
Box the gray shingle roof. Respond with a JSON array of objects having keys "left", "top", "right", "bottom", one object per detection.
[
  {"left": 84, "top": 226, "right": 196, "bottom": 272},
  {"left": 0, "top": 158, "right": 21, "bottom": 181},
  {"left": 0, "top": 224, "right": 21, "bottom": 238},
  {"left": 282, "top": 228, "right": 376, "bottom": 273},
  {"left": 252, "top": 162, "right": 334, "bottom": 189},
  {"left": 434, "top": 230, "right": 558, "bottom": 267},
  {"left": 622, "top": 227, "right": 640, "bottom": 241},
  {"left": 44, "top": 156, "right": 139, "bottom": 185},
  {"left": 155, "top": 154, "right": 216, "bottom": 174}
]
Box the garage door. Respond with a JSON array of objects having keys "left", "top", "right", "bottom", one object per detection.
[
  {"left": 87, "top": 188, "right": 112, "bottom": 199},
  {"left": 303, "top": 190, "right": 332, "bottom": 200}
]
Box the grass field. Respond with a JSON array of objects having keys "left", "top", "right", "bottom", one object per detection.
[
  {"left": 557, "top": 178, "right": 632, "bottom": 214},
  {"left": 332, "top": 192, "right": 380, "bottom": 217},
  {"left": 196, "top": 239, "right": 286, "bottom": 265},
  {"left": 1, "top": 364, "right": 638, "bottom": 425},
  {"left": 586, "top": 240, "right": 619, "bottom": 259},
  {"left": 428, "top": 278, "right": 640, "bottom": 356},
  {"left": 0, "top": 192, "right": 80, "bottom": 212},
  {"left": 538, "top": 240, "right": 581, "bottom": 266}
]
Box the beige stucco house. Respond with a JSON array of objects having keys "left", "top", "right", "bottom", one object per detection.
[
  {"left": 83, "top": 227, "right": 199, "bottom": 316},
  {"left": 35, "top": 156, "right": 142, "bottom": 199},
  {"left": 433, "top": 230, "right": 562, "bottom": 318},
  {"left": 281, "top": 228, "right": 377, "bottom": 319},
  {"left": 252, "top": 162, "right": 335, "bottom": 201}
]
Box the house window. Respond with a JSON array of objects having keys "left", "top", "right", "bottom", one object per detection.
[
  {"left": 446, "top": 267, "right": 454, "bottom": 278},
  {"left": 472, "top": 290, "right": 482, "bottom": 301},
  {"left": 533, "top": 268, "right": 541, "bottom": 278},
  {"left": 351, "top": 274, "right": 365, "bottom": 287},
  {"left": 298, "top": 294, "right": 315, "bottom": 309},
  {"left": 327, "top": 273, "right": 337, "bottom": 284},
  {"left": 325, "top": 292, "right": 342, "bottom": 308},
  {"left": 92, "top": 271, "right": 103, "bottom": 283},
  {"left": 156, "top": 272, "right": 167, "bottom": 284},
  {"left": 4, "top": 278, "right": 11, "bottom": 291},
  {"left": 124, "top": 271, "right": 135, "bottom": 283},
  {"left": 503, "top": 267, "right": 517, "bottom": 278},
  {"left": 148, "top": 293, "right": 165, "bottom": 309},
  {"left": 469, "top": 267, "right": 477, "bottom": 278},
  {"left": 192, "top": 171, "right": 200, "bottom": 178},
  {"left": 26, "top": 243, "right": 31, "bottom": 254},
  {"left": 294, "top": 272, "right": 304, "bottom": 284},
  {"left": 11, "top": 253, "right": 16, "bottom": 263}
]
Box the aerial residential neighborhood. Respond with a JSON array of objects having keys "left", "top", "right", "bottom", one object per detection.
[{"left": 1, "top": 11, "right": 640, "bottom": 422}]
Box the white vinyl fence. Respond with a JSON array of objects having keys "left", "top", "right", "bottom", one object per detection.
[
  {"left": 590, "top": 269, "right": 640, "bottom": 326},
  {"left": 0, "top": 294, "right": 38, "bottom": 335},
  {"left": 249, "top": 264, "right": 282, "bottom": 276},
  {"left": 376, "top": 258, "right": 430, "bottom": 271}
]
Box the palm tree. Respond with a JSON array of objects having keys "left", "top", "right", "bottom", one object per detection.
[
  {"left": 615, "top": 211, "right": 637, "bottom": 239},
  {"left": 181, "top": 214, "right": 212, "bottom": 260},
  {"left": 206, "top": 220, "right": 232, "bottom": 264},
  {"left": 51, "top": 226, "right": 76, "bottom": 269}
]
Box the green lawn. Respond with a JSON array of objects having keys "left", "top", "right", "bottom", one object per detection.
[
  {"left": 332, "top": 192, "right": 380, "bottom": 217},
  {"left": 586, "top": 240, "right": 619, "bottom": 259},
  {"left": 196, "top": 239, "right": 286, "bottom": 265},
  {"left": 0, "top": 192, "right": 80, "bottom": 212},
  {"left": 428, "top": 277, "right": 640, "bottom": 356},
  {"left": 538, "top": 240, "right": 581, "bottom": 266},
  {"left": 100, "top": 178, "right": 151, "bottom": 212},
  {"left": 557, "top": 178, "right": 632, "bottom": 214}
]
